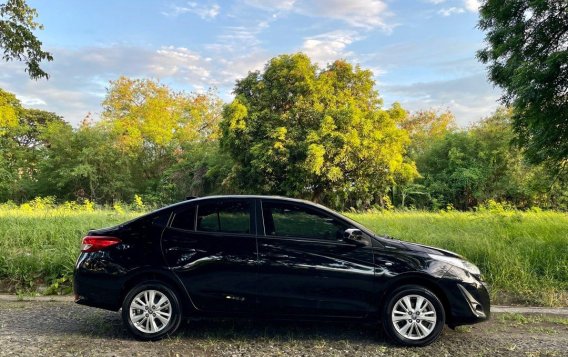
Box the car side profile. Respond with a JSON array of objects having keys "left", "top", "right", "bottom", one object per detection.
[{"left": 74, "top": 195, "right": 489, "bottom": 346}]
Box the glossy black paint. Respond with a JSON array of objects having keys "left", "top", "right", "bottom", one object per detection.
[
  {"left": 161, "top": 198, "right": 258, "bottom": 313},
  {"left": 74, "top": 195, "right": 490, "bottom": 327}
]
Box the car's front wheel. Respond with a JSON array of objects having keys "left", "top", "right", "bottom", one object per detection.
[
  {"left": 383, "top": 285, "right": 445, "bottom": 346},
  {"left": 121, "top": 282, "right": 182, "bottom": 340}
]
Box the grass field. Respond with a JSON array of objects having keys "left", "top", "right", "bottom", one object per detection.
[{"left": 0, "top": 206, "right": 566, "bottom": 306}]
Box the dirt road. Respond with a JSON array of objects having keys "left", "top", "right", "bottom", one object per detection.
[{"left": 0, "top": 300, "right": 566, "bottom": 356}]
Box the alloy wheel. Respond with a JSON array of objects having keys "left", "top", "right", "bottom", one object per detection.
[
  {"left": 129, "top": 289, "right": 172, "bottom": 334},
  {"left": 391, "top": 294, "right": 437, "bottom": 340}
]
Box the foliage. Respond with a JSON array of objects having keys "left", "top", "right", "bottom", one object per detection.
[
  {"left": 0, "top": 82, "right": 226, "bottom": 205},
  {"left": 0, "top": 0, "right": 53, "bottom": 79},
  {"left": 0, "top": 51, "right": 567, "bottom": 211},
  {"left": 35, "top": 118, "right": 135, "bottom": 202},
  {"left": 154, "top": 140, "right": 235, "bottom": 203},
  {"left": 400, "top": 108, "right": 457, "bottom": 158},
  {"left": 477, "top": 0, "right": 568, "bottom": 166},
  {"left": 0, "top": 88, "right": 65, "bottom": 201},
  {"left": 98, "top": 77, "right": 224, "bottom": 201},
  {"left": 408, "top": 108, "right": 567, "bottom": 210},
  {"left": 220, "top": 53, "right": 417, "bottom": 209},
  {"left": 101, "top": 76, "right": 222, "bottom": 150}
]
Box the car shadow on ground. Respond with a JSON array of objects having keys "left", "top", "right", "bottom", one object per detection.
[
  {"left": 178, "top": 318, "right": 384, "bottom": 343},
  {"left": 36, "top": 303, "right": 389, "bottom": 344}
]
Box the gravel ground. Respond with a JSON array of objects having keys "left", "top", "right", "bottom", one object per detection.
[{"left": 0, "top": 300, "right": 567, "bottom": 357}]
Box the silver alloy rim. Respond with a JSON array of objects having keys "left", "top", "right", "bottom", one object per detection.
[
  {"left": 129, "top": 290, "right": 172, "bottom": 334},
  {"left": 391, "top": 294, "right": 437, "bottom": 340}
]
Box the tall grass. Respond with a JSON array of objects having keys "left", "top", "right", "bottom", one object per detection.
[
  {"left": 0, "top": 205, "right": 139, "bottom": 293},
  {"left": 0, "top": 203, "right": 566, "bottom": 306},
  {"left": 347, "top": 210, "right": 568, "bottom": 306}
]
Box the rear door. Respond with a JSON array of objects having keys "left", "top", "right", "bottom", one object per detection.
[
  {"left": 160, "top": 198, "right": 258, "bottom": 313},
  {"left": 256, "top": 199, "right": 376, "bottom": 317}
]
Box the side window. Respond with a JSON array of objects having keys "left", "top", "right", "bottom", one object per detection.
[
  {"left": 262, "top": 201, "right": 346, "bottom": 241},
  {"left": 151, "top": 211, "right": 172, "bottom": 227},
  {"left": 197, "top": 201, "right": 251, "bottom": 234},
  {"left": 171, "top": 206, "right": 196, "bottom": 231}
]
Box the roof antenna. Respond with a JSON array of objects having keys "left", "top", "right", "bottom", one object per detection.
[{"left": 186, "top": 196, "right": 198, "bottom": 200}]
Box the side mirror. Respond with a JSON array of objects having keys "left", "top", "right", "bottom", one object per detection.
[{"left": 343, "top": 228, "right": 367, "bottom": 246}]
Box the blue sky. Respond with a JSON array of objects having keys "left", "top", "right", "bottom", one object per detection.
[{"left": 0, "top": 0, "right": 501, "bottom": 126}]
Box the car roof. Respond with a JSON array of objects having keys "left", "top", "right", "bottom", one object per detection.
[
  {"left": 168, "top": 195, "right": 344, "bottom": 216},
  {"left": 185, "top": 195, "right": 313, "bottom": 204}
]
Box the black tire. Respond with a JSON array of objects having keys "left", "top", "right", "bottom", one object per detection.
[
  {"left": 121, "top": 282, "right": 182, "bottom": 340},
  {"left": 382, "top": 285, "right": 445, "bottom": 347}
]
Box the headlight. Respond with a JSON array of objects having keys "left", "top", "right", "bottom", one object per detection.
[{"left": 428, "top": 254, "right": 481, "bottom": 275}]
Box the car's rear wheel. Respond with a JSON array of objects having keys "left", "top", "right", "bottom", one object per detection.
[
  {"left": 121, "top": 282, "right": 182, "bottom": 340},
  {"left": 383, "top": 285, "right": 445, "bottom": 346}
]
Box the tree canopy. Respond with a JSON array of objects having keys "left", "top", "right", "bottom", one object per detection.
[
  {"left": 0, "top": 88, "right": 64, "bottom": 200},
  {"left": 0, "top": 0, "right": 53, "bottom": 79},
  {"left": 220, "top": 53, "right": 417, "bottom": 209},
  {"left": 477, "top": 0, "right": 568, "bottom": 167},
  {"left": 0, "top": 52, "right": 566, "bottom": 210}
]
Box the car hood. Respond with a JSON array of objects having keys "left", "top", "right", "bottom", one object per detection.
[
  {"left": 400, "top": 241, "right": 463, "bottom": 258},
  {"left": 376, "top": 236, "right": 462, "bottom": 259}
]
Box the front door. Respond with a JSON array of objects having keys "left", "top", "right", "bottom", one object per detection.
[
  {"left": 256, "top": 199, "right": 375, "bottom": 318},
  {"left": 161, "top": 198, "right": 258, "bottom": 313}
]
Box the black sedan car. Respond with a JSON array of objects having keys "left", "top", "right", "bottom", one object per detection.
[{"left": 74, "top": 195, "right": 489, "bottom": 346}]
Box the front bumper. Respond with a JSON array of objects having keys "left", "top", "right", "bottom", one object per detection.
[{"left": 440, "top": 267, "right": 491, "bottom": 326}]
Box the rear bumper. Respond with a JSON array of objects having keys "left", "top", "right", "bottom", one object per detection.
[
  {"left": 73, "top": 254, "right": 124, "bottom": 311},
  {"left": 440, "top": 268, "right": 491, "bottom": 326}
]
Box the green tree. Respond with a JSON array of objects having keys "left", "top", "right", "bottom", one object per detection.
[
  {"left": 36, "top": 118, "right": 134, "bottom": 202},
  {"left": 220, "top": 53, "right": 417, "bottom": 209},
  {"left": 100, "top": 77, "right": 224, "bottom": 201},
  {"left": 0, "top": 88, "right": 63, "bottom": 201},
  {"left": 0, "top": 0, "right": 53, "bottom": 79},
  {"left": 414, "top": 108, "right": 567, "bottom": 210},
  {"left": 155, "top": 141, "right": 235, "bottom": 203},
  {"left": 477, "top": 0, "right": 568, "bottom": 166},
  {"left": 401, "top": 109, "right": 457, "bottom": 157}
]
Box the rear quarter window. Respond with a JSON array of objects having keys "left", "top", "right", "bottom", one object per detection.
[{"left": 171, "top": 206, "right": 196, "bottom": 231}]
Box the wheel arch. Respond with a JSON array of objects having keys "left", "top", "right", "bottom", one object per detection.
[
  {"left": 120, "top": 269, "right": 195, "bottom": 315},
  {"left": 378, "top": 273, "right": 453, "bottom": 322}
]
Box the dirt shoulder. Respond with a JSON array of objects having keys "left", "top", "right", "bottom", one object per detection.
[{"left": 0, "top": 300, "right": 567, "bottom": 357}]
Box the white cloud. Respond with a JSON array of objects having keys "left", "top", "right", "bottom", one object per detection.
[
  {"left": 0, "top": 42, "right": 277, "bottom": 124},
  {"left": 429, "top": 0, "right": 479, "bottom": 15},
  {"left": 464, "top": 0, "right": 481, "bottom": 12},
  {"left": 0, "top": 45, "right": 219, "bottom": 125},
  {"left": 205, "top": 18, "right": 273, "bottom": 57},
  {"left": 18, "top": 95, "right": 47, "bottom": 106},
  {"left": 301, "top": 30, "right": 359, "bottom": 65},
  {"left": 303, "top": 0, "right": 391, "bottom": 30},
  {"left": 382, "top": 74, "right": 502, "bottom": 126},
  {"left": 245, "top": 0, "right": 393, "bottom": 31},
  {"left": 216, "top": 50, "right": 271, "bottom": 88},
  {"left": 438, "top": 7, "right": 465, "bottom": 16},
  {"left": 152, "top": 46, "right": 211, "bottom": 80},
  {"left": 163, "top": 2, "right": 220, "bottom": 19},
  {"left": 244, "top": 0, "right": 297, "bottom": 11}
]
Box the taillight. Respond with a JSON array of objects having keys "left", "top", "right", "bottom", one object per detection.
[{"left": 81, "top": 236, "right": 121, "bottom": 252}]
